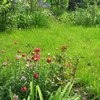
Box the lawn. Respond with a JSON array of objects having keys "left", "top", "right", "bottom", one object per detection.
[{"left": 0, "top": 22, "right": 100, "bottom": 99}]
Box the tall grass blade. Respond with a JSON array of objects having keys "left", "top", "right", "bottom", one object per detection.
[
  {"left": 9, "top": 87, "right": 13, "bottom": 100},
  {"left": 36, "top": 85, "right": 44, "bottom": 100},
  {"left": 54, "top": 87, "right": 61, "bottom": 100},
  {"left": 60, "top": 82, "right": 71, "bottom": 99},
  {"left": 66, "top": 82, "right": 73, "bottom": 97}
]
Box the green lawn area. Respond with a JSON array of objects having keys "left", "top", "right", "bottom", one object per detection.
[{"left": 0, "top": 22, "right": 100, "bottom": 96}]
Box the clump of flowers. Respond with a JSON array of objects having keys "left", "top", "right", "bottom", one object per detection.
[{"left": 8, "top": 46, "right": 79, "bottom": 100}]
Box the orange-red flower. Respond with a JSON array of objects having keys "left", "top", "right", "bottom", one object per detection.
[
  {"left": 33, "top": 73, "right": 39, "bottom": 79},
  {"left": 22, "top": 54, "right": 26, "bottom": 57},
  {"left": 47, "top": 57, "right": 52, "bottom": 63},
  {"left": 34, "top": 48, "right": 41, "bottom": 53},
  {"left": 21, "top": 86, "right": 28, "bottom": 92}
]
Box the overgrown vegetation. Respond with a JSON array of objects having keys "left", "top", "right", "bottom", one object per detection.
[
  {"left": 59, "top": 4, "right": 100, "bottom": 26},
  {"left": 0, "top": 0, "right": 100, "bottom": 100},
  {"left": 0, "top": 0, "right": 100, "bottom": 31}
]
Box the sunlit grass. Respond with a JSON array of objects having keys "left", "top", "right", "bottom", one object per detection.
[{"left": 0, "top": 22, "right": 100, "bottom": 95}]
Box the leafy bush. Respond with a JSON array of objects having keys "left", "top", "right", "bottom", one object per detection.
[
  {"left": 71, "top": 5, "right": 100, "bottom": 26},
  {"left": 16, "top": 10, "right": 49, "bottom": 29},
  {"left": 32, "top": 10, "right": 49, "bottom": 27},
  {"left": 58, "top": 12, "right": 72, "bottom": 25},
  {"left": 0, "top": 0, "right": 50, "bottom": 31},
  {"left": 49, "top": 0, "right": 68, "bottom": 16},
  {"left": 59, "top": 5, "right": 100, "bottom": 27},
  {"left": 51, "top": 6, "right": 64, "bottom": 16}
]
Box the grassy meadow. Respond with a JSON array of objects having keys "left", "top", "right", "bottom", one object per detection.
[
  {"left": 1, "top": 0, "right": 100, "bottom": 99},
  {"left": 0, "top": 22, "right": 100, "bottom": 97}
]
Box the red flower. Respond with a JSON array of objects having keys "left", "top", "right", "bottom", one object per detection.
[
  {"left": 47, "top": 57, "right": 52, "bottom": 63},
  {"left": 34, "top": 48, "right": 41, "bottom": 53},
  {"left": 35, "top": 54, "right": 40, "bottom": 59},
  {"left": 22, "top": 54, "right": 26, "bottom": 57},
  {"left": 33, "top": 73, "right": 39, "bottom": 79},
  {"left": 21, "top": 86, "right": 28, "bottom": 92},
  {"left": 32, "top": 57, "right": 38, "bottom": 61},
  {"left": 32, "top": 54, "right": 40, "bottom": 61}
]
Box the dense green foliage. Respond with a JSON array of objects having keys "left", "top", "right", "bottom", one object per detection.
[
  {"left": 59, "top": 4, "right": 100, "bottom": 26},
  {"left": 10, "top": 80, "right": 80, "bottom": 100},
  {"left": 0, "top": 0, "right": 100, "bottom": 100},
  {"left": 0, "top": 0, "right": 100, "bottom": 31}
]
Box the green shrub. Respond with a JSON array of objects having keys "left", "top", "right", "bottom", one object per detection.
[
  {"left": 49, "top": 0, "right": 68, "bottom": 16},
  {"left": 60, "top": 5, "right": 100, "bottom": 27},
  {"left": 32, "top": 10, "right": 49, "bottom": 27},
  {"left": 71, "top": 5, "right": 100, "bottom": 26},
  {"left": 0, "top": 0, "right": 50, "bottom": 31},
  {"left": 58, "top": 12, "right": 72, "bottom": 25},
  {"left": 16, "top": 13, "right": 32, "bottom": 29},
  {"left": 51, "top": 6, "right": 64, "bottom": 16}
]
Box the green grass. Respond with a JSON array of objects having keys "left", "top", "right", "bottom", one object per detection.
[{"left": 0, "top": 22, "right": 100, "bottom": 95}]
